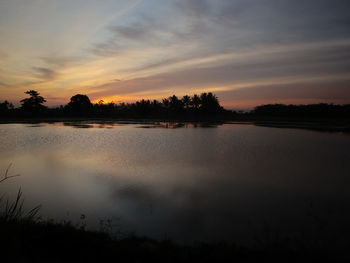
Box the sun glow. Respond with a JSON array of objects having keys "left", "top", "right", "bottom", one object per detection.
[{"left": 91, "top": 98, "right": 118, "bottom": 104}]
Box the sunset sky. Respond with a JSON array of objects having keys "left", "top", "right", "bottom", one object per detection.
[{"left": 0, "top": 0, "right": 350, "bottom": 109}]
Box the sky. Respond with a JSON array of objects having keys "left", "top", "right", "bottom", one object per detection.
[{"left": 0, "top": 0, "right": 350, "bottom": 109}]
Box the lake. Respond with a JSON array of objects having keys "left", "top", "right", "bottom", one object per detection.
[{"left": 0, "top": 122, "right": 349, "bottom": 246}]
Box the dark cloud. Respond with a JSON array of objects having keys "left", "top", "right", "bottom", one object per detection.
[
  {"left": 175, "top": 0, "right": 210, "bottom": 19},
  {"left": 91, "top": 38, "right": 121, "bottom": 57},
  {"left": 92, "top": 17, "right": 182, "bottom": 57},
  {"left": 216, "top": 80, "right": 350, "bottom": 109},
  {"left": 41, "top": 55, "right": 81, "bottom": 67},
  {"left": 174, "top": 0, "right": 350, "bottom": 46},
  {"left": 228, "top": 80, "right": 350, "bottom": 101},
  {"left": 131, "top": 57, "right": 184, "bottom": 72},
  {"left": 111, "top": 24, "right": 150, "bottom": 41},
  {"left": 32, "top": 67, "right": 56, "bottom": 81},
  {"left": 109, "top": 15, "right": 158, "bottom": 42},
  {"left": 0, "top": 81, "right": 8, "bottom": 87}
]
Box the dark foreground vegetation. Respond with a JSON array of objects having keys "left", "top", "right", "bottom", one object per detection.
[{"left": 1, "top": 90, "right": 350, "bottom": 125}]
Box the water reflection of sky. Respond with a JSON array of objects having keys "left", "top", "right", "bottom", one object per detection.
[{"left": 0, "top": 123, "right": 350, "bottom": 244}]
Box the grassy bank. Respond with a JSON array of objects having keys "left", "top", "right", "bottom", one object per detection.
[
  {"left": 0, "top": 217, "right": 332, "bottom": 263},
  {"left": 0, "top": 191, "right": 347, "bottom": 263}
]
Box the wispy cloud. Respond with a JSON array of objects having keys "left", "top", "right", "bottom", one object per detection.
[
  {"left": 1, "top": 0, "right": 350, "bottom": 106},
  {"left": 85, "top": 36, "right": 350, "bottom": 107}
]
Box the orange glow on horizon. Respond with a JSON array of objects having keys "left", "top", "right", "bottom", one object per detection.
[
  {"left": 91, "top": 95, "right": 139, "bottom": 104},
  {"left": 91, "top": 98, "right": 117, "bottom": 104}
]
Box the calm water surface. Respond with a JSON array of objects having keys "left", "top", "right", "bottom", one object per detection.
[{"left": 0, "top": 122, "right": 349, "bottom": 244}]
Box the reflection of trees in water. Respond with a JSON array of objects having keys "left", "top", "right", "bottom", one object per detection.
[
  {"left": 62, "top": 122, "right": 119, "bottom": 129},
  {"left": 56, "top": 121, "right": 223, "bottom": 129},
  {"left": 137, "top": 122, "right": 223, "bottom": 129},
  {"left": 63, "top": 123, "right": 94, "bottom": 129}
]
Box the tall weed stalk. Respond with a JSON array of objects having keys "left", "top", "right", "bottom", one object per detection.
[{"left": 0, "top": 164, "right": 41, "bottom": 222}]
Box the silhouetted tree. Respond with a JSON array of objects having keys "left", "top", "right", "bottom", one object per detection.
[
  {"left": 0, "top": 100, "right": 14, "bottom": 111},
  {"left": 169, "top": 95, "right": 183, "bottom": 110},
  {"left": 182, "top": 95, "right": 191, "bottom": 109},
  {"left": 66, "top": 94, "right": 92, "bottom": 116},
  {"left": 20, "top": 90, "right": 47, "bottom": 114},
  {"left": 162, "top": 98, "right": 170, "bottom": 108},
  {"left": 200, "top": 92, "right": 222, "bottom": 113},
  {"left": 191, "top": 94, "right": 201, "bottom": 109},
  {"left": 0, "top": 100, "right": 14, "bottom": 117}
]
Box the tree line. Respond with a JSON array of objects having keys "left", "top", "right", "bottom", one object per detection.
[
  {"left": 0, "top": 90, "right": 227, "bottom": 119},
  {"left": 1, "top": 90, "right": 349, "bottom": 119},
  {"left": 253, "top": 103, "right": 350, "bottom": 118}
]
